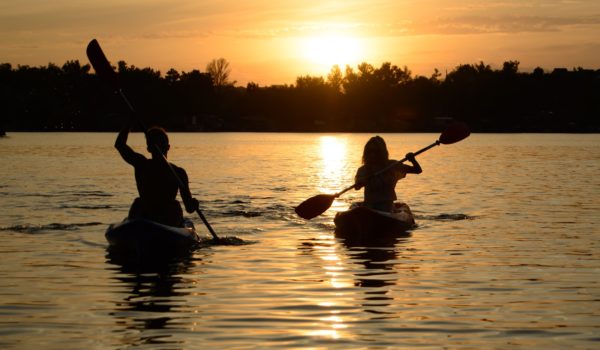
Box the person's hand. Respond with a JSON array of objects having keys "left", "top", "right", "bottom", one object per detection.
[
  {"left": 405, "top": 152, "right": 416, "bottom": 162},
  {"left": 186, "top": 198, "right": 200, "bottom": 213}
]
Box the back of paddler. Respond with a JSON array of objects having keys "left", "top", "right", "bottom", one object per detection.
[{"left": 115, "top": 120, "right": 199, "bottom": 227}]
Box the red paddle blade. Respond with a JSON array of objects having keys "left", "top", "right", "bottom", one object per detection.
[
  {"left": 439, "top": 121, "right": 470, "bottom": 145},
  {"left": 86, "top": 39, "right": 119, "bottom": 91},
  {"left": 295, "top": 194, "right": 336, "bottom": 220}
]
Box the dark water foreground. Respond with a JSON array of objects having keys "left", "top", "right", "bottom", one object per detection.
[{"left": 1, "top": 133, "right": 599, "bottom": 349}]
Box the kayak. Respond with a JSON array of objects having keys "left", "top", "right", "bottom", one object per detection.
[
  {"left": 105, "top": 218, "right": 200, "bottom": 256},
  {"left": 334, "top": 202, "right": 416, "bottom": 241}
]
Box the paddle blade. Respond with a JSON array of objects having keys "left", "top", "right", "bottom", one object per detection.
[
  {"left": 86, "top": 39, "right": 119, "bottom": 91},
  {"left": 295, "top": 194, "right": 336, "bottom": 220},
  {"left": 439, "top": 121, "right": 470, "bottom": 145}
]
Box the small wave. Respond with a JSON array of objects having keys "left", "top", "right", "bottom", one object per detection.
[
  {"left": 203, "top": 199, "right": 251, "bottom": 205},
  {"left": 266, "top": 204, "right": 290, "bottom": 212},
  {"left": 416, "top": 213, "right": 475, "bottom": 221},
  {"left": 198, "top": 236, "right": 256, "bottom": 246},
  {"left": 230, "top": 199, "right": 250, "bottom": 204},
  {"left": 206, "top": 204, "right": 263, "bottom": 218},
  {"left": 1, "top": 222, "right": 104, "bottom": 234},
  {"left": 11, "top": 191, "right": 114, "bottom": 198},
  {"left": 221, "top": 210, "right": 263, "bottom": 218},
  {"left": 59, "top": 204, "right": 114, "bottom": 210},
  {"left": 69, "top": 191, "right": 114, "bottom": 197}
]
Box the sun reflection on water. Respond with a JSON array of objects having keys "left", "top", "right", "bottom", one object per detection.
[
  {"left": 318, "top": 136, "right": 350, "bottom": 212},
  {"left": 302, "top": 232, "right": 354, "bottom": 341},
  {"left": 319, "top": 136, "right": 347, "bottom": 178}
]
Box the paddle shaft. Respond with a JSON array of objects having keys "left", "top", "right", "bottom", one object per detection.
[{"left": 335, "top": 140, "right": 441, "bottom": 198}]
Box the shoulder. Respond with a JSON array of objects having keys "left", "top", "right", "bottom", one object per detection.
[
  {"left": 170, "top": 163, "right": 188, "bottom": 177},
  {"left": 392, "top": 160, "right": 409, "bottom": 178},
  {"left": 356, "top": 165, "right": 367, "bottom": 175},
  {"left": 117, "top": 143, "right": 147, "bottom": 167},
  {"left": 130, "top": 152, "right": 148, "bottom": 167}
]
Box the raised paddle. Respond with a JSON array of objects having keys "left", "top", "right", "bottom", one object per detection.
[
  {"left": 295, "top": 121, "right": 471, "bottom": 220},
  {"left": 86, "top": 39, "right": 220, "bottom": 242}
]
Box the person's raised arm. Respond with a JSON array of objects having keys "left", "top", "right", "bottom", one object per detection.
[{"left": 115, "top": 119, "right": 145, "bottom": 165}]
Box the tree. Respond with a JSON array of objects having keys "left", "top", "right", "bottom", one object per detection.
[
  {"left": 502, "top": 60, "right": 520, "bottom": 75},
  {"left": 165, "top": 68, "right": 180, "bottom": 85},
  {"left": 327, "top": 65, "right": 343, "bottom": 92},
  {"left": 295, "top": 75, "right": 325, "bottom": 89},
  {"left": 206, "top": 58, "right": 233, "bottom": 87}
]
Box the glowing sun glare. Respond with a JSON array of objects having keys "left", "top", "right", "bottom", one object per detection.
[
  {"left": 318, "top": 136, "right": 348, "bottom": 195},
  {"left": 303, "top": 34, "right": 362, "bottom": 67},
  {"left": 320, "top": 136, "right": 347, "bottom": 170}
]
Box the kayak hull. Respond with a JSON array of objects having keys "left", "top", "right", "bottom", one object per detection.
[
  {"left": 105, "top": 218, "right": 199, "bottom": 257},
  {"left": 334, "top": 202, "right": 415, "bottom": 242}
]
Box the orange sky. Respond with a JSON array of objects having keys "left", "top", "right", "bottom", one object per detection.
[{"left": 1, "top": 1, "right": 600, "bottom": 85}]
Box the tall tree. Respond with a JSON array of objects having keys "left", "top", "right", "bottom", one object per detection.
[
  {"left": 206, "top": 58, "right": 232, "bottom": 87},
  {"left": 327, "top": 65, "right": 343, "bottom": 92}
]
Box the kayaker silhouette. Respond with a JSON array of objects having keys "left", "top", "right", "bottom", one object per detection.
[
  {"left": 115, "top": 120, "right": 199, "bottom": 227},
  {"left": 354, "top": 136, "right": 422, "bottom": 212}
]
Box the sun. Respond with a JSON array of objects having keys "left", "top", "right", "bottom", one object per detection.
[{"left": 302, "top": 34, "right": 363, "bottom": 68}]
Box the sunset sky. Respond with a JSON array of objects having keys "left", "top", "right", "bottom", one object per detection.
[{"left": 1, "top": 0, "right": 599, "bottom": 85}]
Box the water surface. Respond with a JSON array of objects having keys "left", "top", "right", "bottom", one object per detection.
[{"left": 1, "top": 132, "right": 599, "bottom": 349}]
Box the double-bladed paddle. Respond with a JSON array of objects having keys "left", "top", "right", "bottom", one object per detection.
[
  {"left": 295, "top": 121, "right": 471, "bottom": 220},
  {"left": 86, "top": 39, "right": 220, "bottom": 242}
]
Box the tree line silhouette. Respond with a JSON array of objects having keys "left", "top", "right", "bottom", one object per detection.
[{"left": 0, "top": 59, "right": 598, "bottom": 132}]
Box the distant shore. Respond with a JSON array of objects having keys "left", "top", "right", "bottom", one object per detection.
[{"left": 2, "top": 60, "right": 598, "bottom": 134}]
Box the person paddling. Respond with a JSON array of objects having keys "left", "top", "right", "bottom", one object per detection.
[
  {"left": 115, "top": 120, "right": 199, "bottom": 227},
  {"left": 354, "top": 136, "right": 422, "bottom": 212}
]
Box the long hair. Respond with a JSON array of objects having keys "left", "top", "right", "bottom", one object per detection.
[{"left": 362, "top": 136, "right": 389, "bottom": 166}]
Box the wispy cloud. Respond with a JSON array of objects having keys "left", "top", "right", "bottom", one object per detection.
[
  {"left": 222, "top": 13, "right": 600, "bottom": 40},
  {"left": 417, "top": 14, "right": 600, "bottom": 35},
  {"left": 2, "top": 1, "right": 598, "bottom": 41}
]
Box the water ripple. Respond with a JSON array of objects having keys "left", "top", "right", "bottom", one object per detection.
[{"left": 1, "top": 222, "right": 104, "bottom": 233}]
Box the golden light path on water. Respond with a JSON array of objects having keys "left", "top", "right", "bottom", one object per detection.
[
  {"left": 317, "top": 135, "right": 351, "bottom": 214},
  {"left": 307, "top": 232, "right": 353, "bottom": 341},
  {"left": 313, "top": 136, "right": 356, "bottom": 341}
]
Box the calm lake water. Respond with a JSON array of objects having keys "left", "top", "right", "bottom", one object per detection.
[{"left": 1, "top": 132, "right": 599, "bottom": 349}]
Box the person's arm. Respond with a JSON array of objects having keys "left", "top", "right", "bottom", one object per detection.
[
  {"left": 396, "top": 152, "right": 422, "bottom": 174},
  {"left": 354, "top": 167, "right": 365, "bottom": 190},
  {"left": 115, "top": 119, "right": 145, "bottom": 165},
  {"left": 176, "top": 167, "right": 200, "bottom": 213}
]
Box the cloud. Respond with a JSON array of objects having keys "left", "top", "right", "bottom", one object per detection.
[
  {"left": 137, "top": 30, "right": 212, "bottom": 40},
  {"left": 418, "top": 14, "right": 600, "bottom": 35},
  {"left": 222, "top": 13, "right": 600, "bottom": 40}
]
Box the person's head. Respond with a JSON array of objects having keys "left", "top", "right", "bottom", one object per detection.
[
  {"left": 362, "top": 136, "right": 389, "bottom": 166},
  {"left": 146, "top": 126, "right": 170, "bottom": 156}
]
